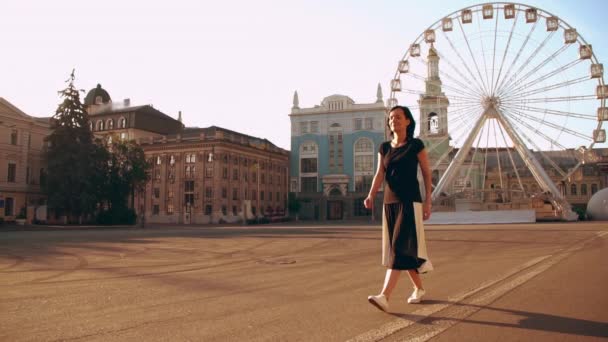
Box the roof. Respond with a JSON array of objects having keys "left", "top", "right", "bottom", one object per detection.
[{"left": 84, "top": 84, "right": 111, "bottom": 106}]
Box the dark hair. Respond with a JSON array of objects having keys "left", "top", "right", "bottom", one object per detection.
[{"left": 387, "top": 105, "right": 416, "bottom": 141}]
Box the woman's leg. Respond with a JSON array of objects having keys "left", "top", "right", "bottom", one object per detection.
[
  {"left": 407, "top": 270, "right": 423, "bottom": 290},
  {"left": 380, "top": 269, "right": 401, "bottom": 300}
]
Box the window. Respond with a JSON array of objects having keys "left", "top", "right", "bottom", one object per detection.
[
  {"left": 591, "top": 184, "right": 598, "bottom": 194},
  {"left": 300, "top": 158, "right": 318, "bottom": 173},
  {"left": 107, "top": 119, "right": 114, "bottom": 130},
  {"left": 365, "top": 118, "right": 373, "bottom": 130},
  {"left": 184, "top": 181, "right": 195, "bottom": 192},
  {"left": 205, "top": 205, "right": 213, "bottom": 215},
  {"left": 268, "top": 192, "right": 272, "bottom": 201},
  {"left": 184, "top": 194, "right": 194, "bottom": 205},
  {"left": 301, "top": 177, "right": 317, "bottom": 193},
  {"left": 7, "top": 163, "right": 16, "bottom": 182},
  {"left": 252, "top": 190, "right": 257, "bottom": 200},
  {"left": 186, "top": 153, "right": 196, "bottom": 163},
  {"left": 355, "top": 138, "right": 373, "bottom": 153},
  {"left": 354, "top": 198, "right": 371, "bottom": 216},
  {"left": 153, "top": 205, "right": 160, "bottom": 215},
  {"left": 205, "top": 187, "right": 213, "bottom": 199},
  {"left": 233, "top": 188, "right": 238, "bottom": 200},
  {"left": 223, "top": 167, "right": 228, "bottom": 179},
  {"left": 206, "top": 165, "right": 213, "bottom": 178},
  {"left": 11, "top": 129, "right": 18, "bottom": 145},
  {"left": 233, "top": 206, "right": 237, "bottom": 215},
  {"left": 310, "top": 121, "right": 319, "bottom": 133},
  {"left": 261, "top": 191, "right": 265, "bottom": 200},
  {"left": 581, "top": 184, "right": 587, "bottom": 196},
  {"left": 119, "top": 117, "right": 127, "bottom": 128},
  {"left": 168, "top": 190, "right": 174, "bottom": 199},
  {"left": 185, "top": 166, "right": 196, "bottom": 178},
  {"left": 355, "top": 155, "right": 373, "bottom": 172},
  {"left": 428, "top": 113, "right": 439, "bottom": 134},
  {"left": 97, "top": 120, "right": 104, "bottom": 131},
  {"left": 261, "top": 174, "right": 265, "bottom": 184},
  {"left": 570, "top": 184, "right": 577, "bottom": 195},
  {"left": 222, "top": 206, "right": 227, "bottom": 215},
  {"left": 276, "top": 192, "right": 280, "bottom": 202},
  {"left": 355, "top": 175, "right": 373, "bottom": 193},
  {"left": 4, "top": 198, "right": 14, "bottom": 216},
  {"left": 354, "top": 119, "right": 362, "bottom": 130},
  {"left": 167, "top": 203, "right": 174, "bottom": 214},
  {"left": 233, "top": 169, "right": 239, "bottom": 180},
  {"left": 156, "top": 156, "right": 162, "bottom": 165},
  {"left": 154, "top": 188, "right": 160, "bottom": 198},
  {"left": 222, "top": 187, "right": 227, "bottom": 199},
  {"left": 299, "top": 122, "right": 308, "bottom": 134},
  {"left": 120, "top": 132, "right": 127, "bottom": 140}
]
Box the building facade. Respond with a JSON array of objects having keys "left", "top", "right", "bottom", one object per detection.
[
  {"left": 0, "top": 98, "right": 50, "bottom": 222},
  {"left": 135, "top": 127, "right": 289, "bottom": 224},
  {"left": 289, "top": 87, "right": 386, "bottom": 220}
]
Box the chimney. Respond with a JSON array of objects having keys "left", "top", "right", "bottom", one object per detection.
[{"left": 124, "top": 98, "right": 130, "bottom": 107}]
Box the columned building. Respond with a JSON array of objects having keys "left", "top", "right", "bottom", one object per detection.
[
  {"left": 0, "top": 98, "right": 50, "bottom": 223},
  {"left": 289, "top": 87, "right": 386, "bottom": 220}
]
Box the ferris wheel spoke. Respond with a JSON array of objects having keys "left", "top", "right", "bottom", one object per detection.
[
  {"left": 501, "top": 109, "right": 569, "bottom": 150},
  {"left": 440, "top": 29, "right": 488, "bottom": 96},
  {"left": 502, "top": 59, "right": 582, "bottom": 96},
  {"left": 476, "top": 10, "right": 493, "bottom": 96},
  {"left": 412, "top": 54, "right": 484, "bottom": 98},
  {"left": 400, "top": 87, "right": 478, "bottom": 103},
  {"left": 499, "top": 44, "right": 570, "bottom": 96},
  {"left": 501, "top": 105, "right": 593, "bottom": 140},
  {"left": 501, "top": 110, "right": 568, "bottom": 177},
  {"left": 496, "top": 118, "right": 526, "bottom": 193},
  {"left": 491, "top": 119, "right": 505, "bottom": 190},
  {"left": 498, "top": 103, "right": 597, "bottom": 121},
  {"left": 492, "top": 10, "right": 520, "bottom": 95},
  {"left": 502, "top": 76, "right": 592, "bottom": 99},
  {"left": 406, "top": 71, "right": 480, "bottom": 99},
  {"left": 494, "top": 20, "right": 539, "bottom": 95},
  {"left": 496, "top": 31, "right": 557, "bottom": 96},
  {"left": 457, "top": 18, "right": 491, "bottom": 96},
  {"left": 428, "top": 107, "right": 483, "bottom": 159},
  {"left": 490, "top": 10, "right": 500, "bottom": 96},
  {"left": 501, "top": 95, "right": 597, "bottom": 104},
  {"left": 481, "top": 118, "right": 492, "bottom": 201},
  {"left": 462, "top": 122, "right": 486, "bottom": 192}
]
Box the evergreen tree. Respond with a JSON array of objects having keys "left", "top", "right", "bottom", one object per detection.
[{"left": 44, "top": 70, "right": 108, "bottom": 222}]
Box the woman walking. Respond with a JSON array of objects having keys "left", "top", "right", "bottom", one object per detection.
[{"left": 365, "top": 105, "right": 433, "bottom": 312}]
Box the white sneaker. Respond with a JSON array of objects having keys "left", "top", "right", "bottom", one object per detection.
[
  {"left": 407, "top": 288, "right": 426, "bottom": 304},
  {"left": 368, "top": 294, "right": 389, "bottom": 312}
]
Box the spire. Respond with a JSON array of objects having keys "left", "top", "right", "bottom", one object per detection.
[
  {"left": 376, "top": 83, "right": 383, "bottom": 103},
  {"left": 178, "top": 110, "right": 182, "bottom": 123},
  {"left": 292, "top": 91, "right": 300, "bottom": 109}
]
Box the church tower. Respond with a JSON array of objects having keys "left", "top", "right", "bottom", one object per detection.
[{"left": 418, "top": 46, "right": 450, "bottom": 158}]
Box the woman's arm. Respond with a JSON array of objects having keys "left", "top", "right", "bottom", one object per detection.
[
  {"left": 418, "top": 148, "right": 432, "bottom": 220},
  {"left": 364, "top": 152, "right": 385, "bottom": 209}
]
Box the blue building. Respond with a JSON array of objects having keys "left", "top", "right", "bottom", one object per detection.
[{"left": 289, "top": 86, "right": 386, "bottom": 220}]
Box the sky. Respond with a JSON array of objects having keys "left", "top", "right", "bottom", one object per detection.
[{"left": 1, "top": 0, "right": 607, "bottom": 150}]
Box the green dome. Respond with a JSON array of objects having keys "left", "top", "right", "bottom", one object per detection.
[{"left": 84, "top": 84, "right": 111, "bottom": 106}]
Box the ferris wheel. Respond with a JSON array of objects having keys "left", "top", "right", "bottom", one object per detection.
[{"left": 388, "top": 2, "right": 607, "bottom": 220}]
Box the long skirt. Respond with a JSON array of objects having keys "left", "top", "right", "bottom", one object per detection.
[{"left": 381, "top": 201, "right": 433, "bottom": 272}]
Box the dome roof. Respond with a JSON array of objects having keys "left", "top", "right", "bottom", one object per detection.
[{"left": 84, "top": 84, "right": 111, "bottom": 106}]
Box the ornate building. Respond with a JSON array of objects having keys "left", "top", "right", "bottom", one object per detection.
[
  {"left": 289, "top": 87, "right": 386, "bottom": 220},
  {"left": 83, "top": 85, "right": 289, "bottom": 224},
  {"left": 0, "top": 98, "right": 50, "bottom": 223}
]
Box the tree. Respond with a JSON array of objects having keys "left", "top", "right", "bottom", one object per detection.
[
  {"left": 44, "top": 70, "right": 108, "bottom": 222},
  {"left": 98, "top": 140, "right": 150, "bottom": 224}
]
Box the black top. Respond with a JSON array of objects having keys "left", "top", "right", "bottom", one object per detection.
[{"left": 379, "top": 138, "right": 425, "bottom": 204}]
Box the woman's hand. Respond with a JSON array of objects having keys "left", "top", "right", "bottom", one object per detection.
[
  {"left": 364, "top": 195, "right": 374, "bottom": 209},
  {"left": 423, "top": 200, "right": 432, "bottom": 221}
]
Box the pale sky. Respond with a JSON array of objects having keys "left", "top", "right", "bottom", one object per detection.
[{"left": 1, "top": 0, "right": 607, "bottom": 150}]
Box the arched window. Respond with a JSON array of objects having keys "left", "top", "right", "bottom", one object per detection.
[
  {"left": 95, "top": 96, "right": 102, "bottom": 104},
  {"left": 428, "top": 112, "right": 439, "bottom": 134},
  {"left": 107, "top": 119, "right": 114, "bottom": 130},
  {"left": 329, "top": 123, "right": 343, "bottom": 173},
  {"left": 97, "top": 120, "right": 104, "bottom": 131},
  {"left": 89, "top": 122, "right": 94, "bottom": 131},
  {"left": 119, "top": 117, "right": 127, "bottom": 128},
  {"left": 570, "top": 184, "right": 577, "bottom": 195},
  {"left": 581, "top": 184, "right": 588, "bottom": 196}
]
